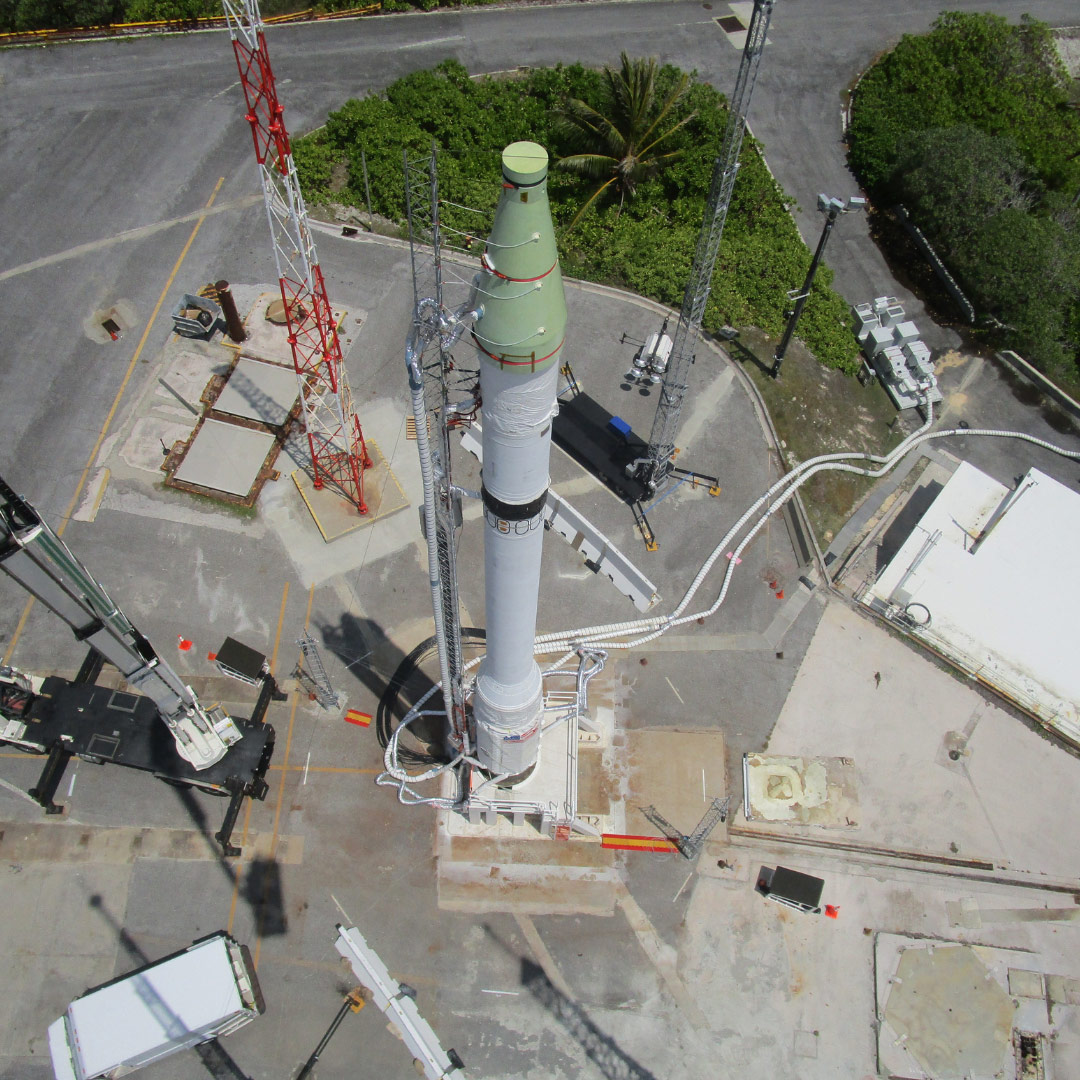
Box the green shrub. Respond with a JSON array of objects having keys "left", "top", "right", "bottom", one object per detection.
[
  {"left": 848, "top": 12, "right": 1080, "bottom": 378},
  {"left": 295, "top": 59, "right": 860, "bottom": 371}
]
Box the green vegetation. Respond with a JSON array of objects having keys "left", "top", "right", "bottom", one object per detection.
[
  {"left": 296, "top": 59, "right": 860, "bottom": 372},
  {"left": 0, "top": 0, "right": 509, "bottom": 33},
  {"left": 0, "top": 0, "right": 357, "bottom": 32},
  {"left": 734, "top": 328, "right": 906, "bottom": 542},
  {"left": 848, "top": 11, "right": 1080, "bottom": 380},
  {"left": 554, "top": 53, "right": 696, "bottom": 230}
]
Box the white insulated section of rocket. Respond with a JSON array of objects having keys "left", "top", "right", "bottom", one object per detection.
[{"left": 470, "top": 142, "right": 567, "bottom": 779}]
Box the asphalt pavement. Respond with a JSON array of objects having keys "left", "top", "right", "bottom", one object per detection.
[{"left": 3, "top": 5, "right": 1080, "bottom": 1079}]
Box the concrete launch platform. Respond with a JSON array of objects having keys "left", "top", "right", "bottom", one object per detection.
[{"left": 8, "top": 226, "right": 1080, "bottom": 1080}]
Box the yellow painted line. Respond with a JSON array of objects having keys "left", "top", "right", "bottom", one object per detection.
[
  {"left": 2, "top": 602, "right": 34, "bottom": 666},
  {"left": 291, "top": 471, "right": 329, "bottom": 542},
  {"left": 0, "top": 194, "right": 259, "bottom": 285},
  {"left": 253, "top": 583, "right": 313, "bottom": 971},
  {"left": 88, "top": 467, "right": 111, "bottom": 521},
  {"left": 2, "top": 178, "right": 225, "bottom": 668},
  {"left": 58, "top": 176, "right": 226, "bottom": 539},
  {"left": 269, "top": 582, "right": 289, "bottom": 676}
]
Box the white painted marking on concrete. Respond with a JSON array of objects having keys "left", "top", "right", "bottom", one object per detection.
[
  {"left": 303, "top": 752, "right": 311, "bottom": 785},
  {"left": 673, "top": 871, "right": 694, "bottom": 904},
  {"left": 67, "top": 771, "right": 77, "bottom": 796},
  {"left": 0, "top": 195, "right": 262, "bottom": 283},
  {"left": 331, "top": 893, "right": 354, "bottom": 925},
  {"left": 665, "top": 676, "right": 685, "bottom": 705},
  {"left": 702, "top": 769, "right": 707, "bottom": 803},
  {"left": 210, "top": 80, "right": 240, "bottom": 101},
  {"left": 479, "top": 989, "right": 520, "bottom": 996}
]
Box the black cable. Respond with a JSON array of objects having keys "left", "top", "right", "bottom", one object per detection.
[{"left": 376, "top": 628, "right": 486, "bottom": 767}]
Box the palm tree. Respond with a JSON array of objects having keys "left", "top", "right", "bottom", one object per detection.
[{"left": 555, "top": 53, "right": 696, "bottom": 232}]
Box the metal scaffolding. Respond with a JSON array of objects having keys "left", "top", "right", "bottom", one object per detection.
[
  {"left": 632, "top": 0, "right": 776, "bottom": 494},
  {"left": 403, "top": 146, "right": 476, "bottom": 751},
  {"left": 223, "top": 0, "right": 370, "bottom": 510}
]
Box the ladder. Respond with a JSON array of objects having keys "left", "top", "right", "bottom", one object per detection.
[
  {"left": 296, "top": 631, "right": 340, "bottom": 709},
  {"left": 640, "top": 796, "right": 731, "bottom": 860}
]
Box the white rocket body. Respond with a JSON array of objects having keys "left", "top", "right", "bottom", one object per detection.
[{"left": 471, "top": 142, "right": 567, "bottom": 779}]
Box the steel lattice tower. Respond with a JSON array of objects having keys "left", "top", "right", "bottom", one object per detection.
[
  {"left": 404, "top": 146, "right": 472, "bottom": 751},
  {"left": 633, "top": 0, "right": 775, "bottom": 493},
  {"left": 223, "top": 0, "right": 370, "bottom": 511}
]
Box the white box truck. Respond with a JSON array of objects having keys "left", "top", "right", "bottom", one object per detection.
[{"left": 48, "top": 932, "right": 264, "bottom": 1080}]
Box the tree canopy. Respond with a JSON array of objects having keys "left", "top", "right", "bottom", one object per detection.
[
  {"left": 295, "top": 59, "right": 860, "bottom": 372},
  {"left": 848, "top": 12, "right": 1080, "bottom": 379},
  {"left": 554, "top": 53, "right": 695, "bottom": 229}
]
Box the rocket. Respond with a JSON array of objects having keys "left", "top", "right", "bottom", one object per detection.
[{"left": 470, "top": 141, "right": 567, "bottom": 780}]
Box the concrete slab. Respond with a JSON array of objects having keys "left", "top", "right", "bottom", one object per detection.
[
  {"left": 173, "top": 419, "right": 276, "bottom": 497},
  {"left": 291, "top": 437, "right": 408, "bottom": 541},
  {"left": 876, "top": 935, "right": 1024, "bottom": 1080},
  {"left": 881, "top": 941, "right": 1015, "bottom": 1075},
  {"left": 239, "top": 291, "right": 360, "bottom": 371},
  {"left": 736, "top": 600, "right": 1080, "bottom": 881},
  {"left": 214, "top": 355, "right": 298, "bottom": 426},
  {"left": 622, "top": 729, "right": 726, "bottom": 839}
]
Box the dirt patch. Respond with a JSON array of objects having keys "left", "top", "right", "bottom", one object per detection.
[{"left": 733, "top": 328, "right": 911, "bottom": 543}]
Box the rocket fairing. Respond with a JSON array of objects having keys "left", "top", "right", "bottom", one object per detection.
[{"left": 471, "top": 141, "right": 567, "bottom": 779}]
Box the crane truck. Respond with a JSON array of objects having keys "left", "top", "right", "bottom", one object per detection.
[{"left": 0, "top": 475, "right": 276, "bottom": 854}]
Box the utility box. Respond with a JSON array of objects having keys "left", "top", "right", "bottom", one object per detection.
[
  {"left": 48, "top": 932, "right": 264, "bottom": 1080},
  {"left": 171, "top": 293, "right": 222, "bottom": 340},
  {"left": 756, "top": 865, "right": 824, "bottom": 914},
  {"left": 215, "top": 636, "right": 269, "bottom": 687}
]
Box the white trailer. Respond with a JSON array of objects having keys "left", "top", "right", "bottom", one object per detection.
[{"left": 48, "top": 932, "right": 263, "bottom": 1080}]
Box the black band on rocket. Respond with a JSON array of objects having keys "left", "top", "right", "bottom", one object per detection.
[{"left": 481, "top": 485, "right": 548, "bottom": 522}]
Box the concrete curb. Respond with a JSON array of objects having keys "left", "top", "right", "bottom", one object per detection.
[
  {"left": 995, "top": 350, "right": 1080, "bottom": 422},
  {"left": 322, "top": 227, "right": 829, "bottom": 574}
]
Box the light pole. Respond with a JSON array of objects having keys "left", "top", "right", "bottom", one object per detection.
[{"left": 771, "top": 194, "right": 865, "bottom": 378}]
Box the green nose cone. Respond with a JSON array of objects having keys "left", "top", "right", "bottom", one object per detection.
[{"left": 473, "top": 142, "right": 567, "bottom": 373}]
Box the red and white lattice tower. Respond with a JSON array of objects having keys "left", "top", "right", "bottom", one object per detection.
[{"left": 223, "top": 0, "right": 370, "bottom": 511}]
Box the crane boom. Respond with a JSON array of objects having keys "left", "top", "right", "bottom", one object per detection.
[
  {"left": 0, "top": 476, "right": 241, "bottom": 770},
  {"left": 632, "top": 0, "right": 776, "bottom": 493}
]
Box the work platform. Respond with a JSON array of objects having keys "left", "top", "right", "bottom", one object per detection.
[{"left": 1, "top": 668, "right": 276, "bottom": 857}]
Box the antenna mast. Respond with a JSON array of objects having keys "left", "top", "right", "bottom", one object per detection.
[
  {"left": 632, "top": 0, "right": 775, "bottom": 493},
  {"left": 223, "top": 0, "right": 370, "bottom": 510}
]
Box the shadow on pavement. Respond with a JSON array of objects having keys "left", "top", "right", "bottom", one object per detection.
[
  {"left": 244, "top": 856, "right": 288, "bottom": 937},
  {"left": 520, "top": 957, "right": 660, "bottom": 1080}
]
